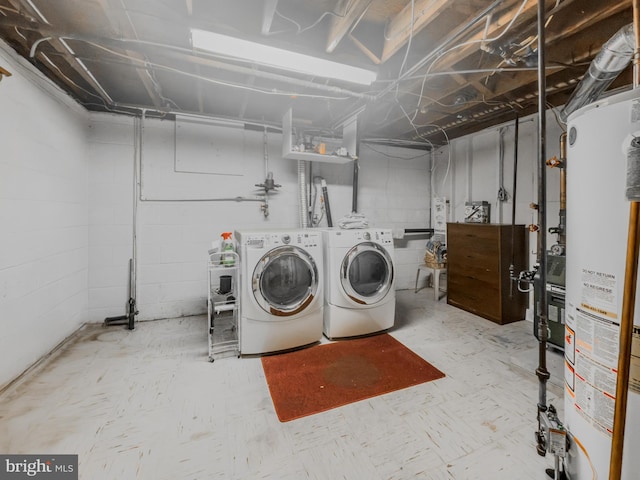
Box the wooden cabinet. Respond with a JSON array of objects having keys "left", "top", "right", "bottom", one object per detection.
[{"left": 446, "top": 223, "right": 528, "bottom": 325}]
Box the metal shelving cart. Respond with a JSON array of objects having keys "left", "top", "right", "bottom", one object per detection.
[{"left": 207, "top": 250, "right": 240, "bottom": 362}]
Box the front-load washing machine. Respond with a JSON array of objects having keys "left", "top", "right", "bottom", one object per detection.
[
  {"left": 235, "top": 229, "right": 323, "bottom": 355},
  {"left": 322, "top": 228, "right": 395, "bottom": 339}
]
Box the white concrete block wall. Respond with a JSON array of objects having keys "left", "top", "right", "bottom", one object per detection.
[
  {"left": 87, "top": 114, "right": 432, "bottom": 321},
  {"left": 356, "top": 144, "right": 431, "bottom": 290},
  {"left": 87, "top": 113, "right": 135, "bottom": 323},
  {"left": 305, "top": 143, "right": 432, "bottom": 290},
  {"left": 433, "top": 111, "right": 563, "bottom": 251},
  {"left": 0, "top": 42, "right": 89, "bottom": 389},
  {"left": 432, "top": 111, "right": 565, "bottom": 319}
]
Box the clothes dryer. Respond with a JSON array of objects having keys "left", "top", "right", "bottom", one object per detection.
[
  {"left": 322, "top": 228, "right": 395, "bottom": 339},
  {"left": 235, "top": 229, "right": 323, "bottom": 355}
]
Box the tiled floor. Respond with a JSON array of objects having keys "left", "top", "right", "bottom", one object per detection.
[{"left": 0, "top": 289, "right": 565, "bottom": 479}]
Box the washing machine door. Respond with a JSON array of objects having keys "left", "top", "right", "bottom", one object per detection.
[
  {"left": 340, "top": 242, "right": 394, "bottom": 305},
  {"left": 253, "top": 246, "right": 319, "bottom": 317}
]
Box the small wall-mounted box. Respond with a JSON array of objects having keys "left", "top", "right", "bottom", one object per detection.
[
  {"left": 281, "top": 108, "right": 357, "bottom": 164},
  {"left": 464, "top": 201, "right": 490, "bottom": 223}
]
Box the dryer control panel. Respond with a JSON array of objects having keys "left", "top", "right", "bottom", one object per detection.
[
  {"left": 326, "top": 228, "right": 393, "bottom": 247},
  {"left": 372, "top": 229, "right": 393, "bottom": 246}
]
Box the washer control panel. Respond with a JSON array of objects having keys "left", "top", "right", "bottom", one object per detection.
[{"left": 241, "top": 231, "right": 321, "bottom": 249}]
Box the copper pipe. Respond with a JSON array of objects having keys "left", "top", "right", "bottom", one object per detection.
[
  {"left": 609, "top": 2, "right": 640, "bottom": 478},
  {"left": 609, "top": 203, "right": 640, "bottom": 480}
]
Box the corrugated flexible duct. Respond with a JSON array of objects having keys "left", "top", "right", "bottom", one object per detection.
[
  {"left": 560, "top": 23, "right": 635, "bottom": 122},
  {"left": 298, "top": 160, "right": 309, "bottom": 228}
]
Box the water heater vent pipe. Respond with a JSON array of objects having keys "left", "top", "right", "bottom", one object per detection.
[{"left": 560, "top": 23, "right": 635, "bottom": 122}]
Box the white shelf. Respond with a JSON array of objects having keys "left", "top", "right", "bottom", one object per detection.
[
  {"left": 207, "top": 252, "right": 240, "bottom": 362},
  {"left": 281, "top": 108, "right": 357, "bottom": 164}
]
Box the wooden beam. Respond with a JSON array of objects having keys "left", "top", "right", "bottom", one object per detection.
[
  {"left": 326, "top": 0, "right": 372, "bottom": 53},
  {"left": 404, "top": 7, "right": 632, "bottom": 139},
  {"left": 261, "top": 0, "right": 278, "bottom": 35},
  {"left": 348, "top": 33, "right": 380, "bottom": 64},
  {"left": 380, "top": 0, "right": 450, "bottom": 63}
]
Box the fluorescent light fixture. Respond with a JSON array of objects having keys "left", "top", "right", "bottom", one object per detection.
[{"left": 191, "top": 29, "right": 376, "bottom": 86}]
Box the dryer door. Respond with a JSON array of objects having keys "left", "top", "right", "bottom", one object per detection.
[
  {"left": 340, "top": 242, "right": 394, "bottom": 305},
  {"left": 253, "top": 246, "right": 319, "bottom": 317}
]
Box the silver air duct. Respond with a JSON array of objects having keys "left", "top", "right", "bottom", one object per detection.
[{"left": 560, "top": 23, "right": 635, "bottom": 122}]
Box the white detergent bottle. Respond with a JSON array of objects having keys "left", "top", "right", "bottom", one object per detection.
[{"left": 221, "top": 232, "right": 235, "bottom": 266}]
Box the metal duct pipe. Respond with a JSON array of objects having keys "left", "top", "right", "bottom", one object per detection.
[
  {"left": 298, "top": 160, "right": 309, "bottom": 228},
  {"left": 560, "top": 23, "right": 635, "bottom": 122}
]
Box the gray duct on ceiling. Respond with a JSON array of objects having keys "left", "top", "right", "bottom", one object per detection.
[{"left": 560, "top": 23, "right": 635, "bottom": 122}]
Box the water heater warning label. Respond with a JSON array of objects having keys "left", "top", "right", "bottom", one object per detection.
[
  {"left": 573, "top": 308, "right": 619, "bottom": 438},
  {"left": 580, "top": 268, "right": 617, "bottom": 319}
]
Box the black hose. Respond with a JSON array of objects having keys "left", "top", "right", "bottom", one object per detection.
[{"left": 322, "top": 182, "right": 333, "bottom": 227}]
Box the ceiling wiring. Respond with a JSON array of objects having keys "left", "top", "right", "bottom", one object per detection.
[
  {"left": 268, "top": 1, "right": 354, "bottom": 36},
  {"left": 362, "top": 142, "right": 430, "bottom": 159},
  {"left": 424, "top": 0, "right": 530, "bottom": 74},
  {"left": 67, "top": 39, "right": 357, "bottom": 101},
  {"left": 431, "top": 143, "right": 452, "bottom": 198},
  {"left": 14, "top": 26, "right": 26, "bottom": 41},
  {"left": 547, "top": 102, "right": 567, "bottom": 131},
  {"left": 38, "top": 52, "right": 110, "bottom": 105},
  {"left": 368, "top": 64, "right": 578, "bottom": 82},
  {"left": 399, "top": 90, "right": 507, "bottom": 108},
  {"left": 396, "top": 0, "right": 414, "bottom": 78},
  {"left": 0, "top": 5, "right": 19, "bottom": 14},
  {"left": 406, "top": 0, "right": 529, "bottom": 123},
  {"left": 0, "top": 0, "right": 622, "bottom": 147}
]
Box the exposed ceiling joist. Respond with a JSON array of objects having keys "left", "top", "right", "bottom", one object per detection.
[
  {"left": 403, "top": 0, "right": 543, "bottom": 114},
  {"left": 326, "top": 0, "right": 372, "bottom": 53},
  {"left": 405, "top": 6, "right": 632, "bottom": 139},
  {"left": 94, "top": 0, "right": 166, "bottom": 109},
  {"left": 0, "top": 0, "right": 631, "bottom": 146},
  {"left": 261, "top": 0, "right": 278, "bottom": 35},
  {"left": 380, "top": 0, "right": 450, "bottom": 63},
  {"left": 7, "top": 0, "right": 114, "bottom": 104}
]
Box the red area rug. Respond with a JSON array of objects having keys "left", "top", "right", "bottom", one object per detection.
[{"left": 261, "top": 333, "right": 445, "bottom": 422}]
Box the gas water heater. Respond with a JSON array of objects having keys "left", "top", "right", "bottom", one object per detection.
[{"left": 564, "top": 87, "right": 640, "bottom": 479}]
